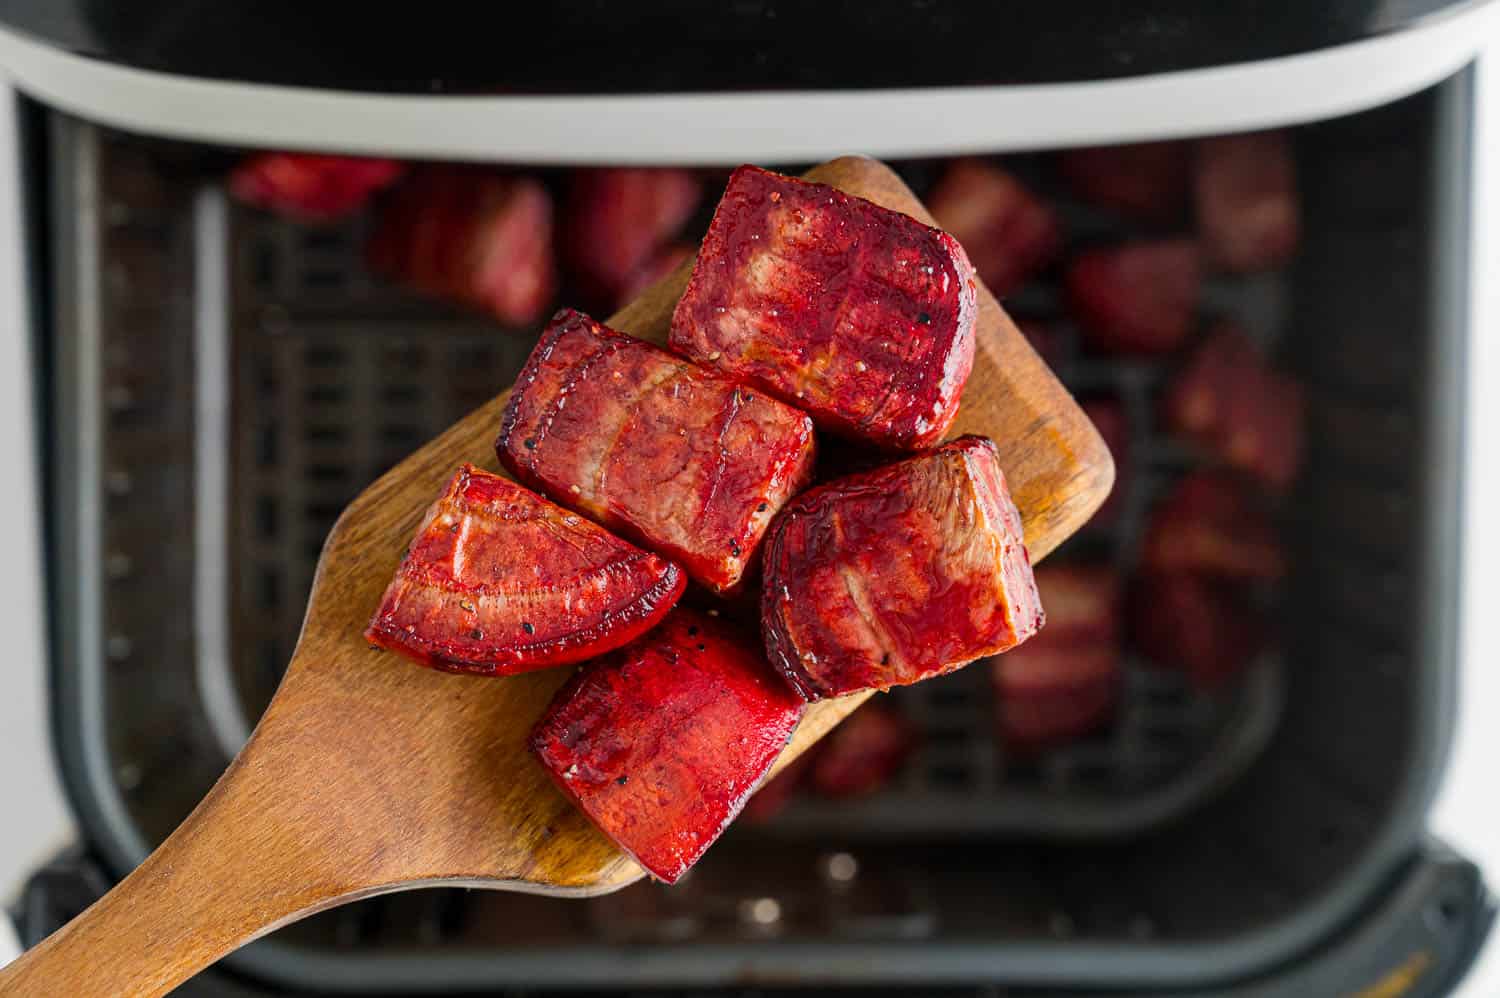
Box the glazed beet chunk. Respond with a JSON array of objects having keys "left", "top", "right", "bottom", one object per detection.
[
  {"left": 810, "top": 701, "right": 917, "bottom": 798},
  {"left": 927, "top": 159, "right": 1061, "bottom": 296},
  {"left": 991, "top": 565, "right": 1122, "bottom": 751},
  {"left": 1194, "top": 131, "right": 1300, "bottom": 273},
  {"left": 1163, "top": 324, "right": 1305, "bottom": 492},
  {"left": 762, "top": 435, "right": 1043, "bottom": 700},
  {"left": 671, "top": 165, "right": 977, "bottom": 450},
  {"left": 1141, "top": 472, "right": 1285, "bottom": 582},
  {"left": 531, "top": 609, "right": 805, "bottom": 883},
  {"left": 1065, "top": 239, "right": 1201, "bottom": 355},
  {"left": 367, "top": 167, "right": 557, "bottom": 326},
  {"left": 498, "top": 310, "right": 816, "bottom": 593},
  {"left": 228, "top": 153, "right": 405, "bottom": 222},
  {"left": 561, "top": 168, "right": 702, "bottom": 309},
  {"left": 1058, "top": 141, "right": 1191, "bottom": 224},
  {"left": 365, "top": 465, "right": 683, "bottom": 675}
]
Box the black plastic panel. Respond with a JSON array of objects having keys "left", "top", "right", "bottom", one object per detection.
[{"left": 0, "top": 0, "right": 1490, "bottom": 94}]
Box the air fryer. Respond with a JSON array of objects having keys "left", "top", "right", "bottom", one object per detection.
[{"left": 2, "top": 4, "right": 1495, "bottom": 996}]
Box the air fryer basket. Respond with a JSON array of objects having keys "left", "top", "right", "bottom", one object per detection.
[{"left": 38, "top": 71, "right": 1477, "bottom": 993}]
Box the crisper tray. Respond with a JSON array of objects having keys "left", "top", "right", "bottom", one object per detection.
[{"left": 220, "top": 182, "right": 1283, "bottom": 839}]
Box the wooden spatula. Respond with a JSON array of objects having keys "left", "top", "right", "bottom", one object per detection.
[{"left": 0, "top": 157, "right": 1112, "bottom": 997}]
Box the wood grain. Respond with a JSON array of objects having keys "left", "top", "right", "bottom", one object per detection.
[{"left": 0, "top": 157, "right": 1111, "bottom": 998}]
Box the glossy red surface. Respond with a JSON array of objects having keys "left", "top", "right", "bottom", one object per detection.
[
  {"left": 1065, "top": 239, "right": 1202, "bottom": 355},
  {"left": 762, "top": 436, "right": 1043, "bottom": 700},
  {"left": 1195, "top": 131, "right": 1301, "bottom": 273},
  {"left": 498, "top": 310, "right": 816, "bottom": 593},
  {"left": 367, "top": 167, "right": 557, "bottom": 326},
  {"left": 927, "top": 159, "right": 1061, "bottom": 296},
  {"left": 1141, "top": 471, "right": 1285, "bottom": 582},
  {"left": 1133, "top": 572, "right": 1261, "bottom": 691},
  {"left": 810, "top": 701, "right": 917, "bottom": 798},
  {"left": 991, "top": 564, "right": 1121, "bottom": 751},
  {"left": 365, "top": 465, "right": 683, "bottom": 675},
  {"left": 228, "top": 153, "right": 405, "bottom": 222},
  {"left": 531, "top": 609, "right": 805, "bottom": 883},
  {"left": 671, "top": 165, "right": 977, "bottom": 450},
  {"left": 1163, "top": 324, "right": 1305, "bottom": 492},
  {"left": 562, "top": 168, "right": 702, "bottom": 309}
]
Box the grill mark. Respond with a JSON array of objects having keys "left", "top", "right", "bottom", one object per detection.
[
  {"left": 594, "top": 360, "right": 693, "bottom": 507},
  {"left": 695, "top": 384, "right": 746, "bottom": 531},
  {"left": 526, "top": 337, "right": 626, "bottom": 478}
]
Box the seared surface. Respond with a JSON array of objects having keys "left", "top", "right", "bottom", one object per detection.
[
  {"left": 365, "top": 465, "right": 683, "bottom": 675},
  {"left": 671, "top": 165, "right": 976, "bottom": 450},
  {"left": 762, "top": 436, "right": 1043, "bottom": 699},
  {"left": 499, "top": 309, "right": 815, "bottom": 593},
  {"left": 531, "top": 609, "right": 804, "bottom": 883}
]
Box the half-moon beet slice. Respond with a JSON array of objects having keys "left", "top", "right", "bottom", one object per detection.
[
  {"left": 762, "top": 435, "right": 1045, "bottom": 700},
  {"left": 531, "top": 609, "right": 804, "bottom": 883},
  {"left": 365, "top": 464, "right": 684, "bottom": 676}
]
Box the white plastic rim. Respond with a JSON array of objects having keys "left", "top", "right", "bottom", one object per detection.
[{"left": 0, "top": 6, "right": 1497, "bottom": 163}]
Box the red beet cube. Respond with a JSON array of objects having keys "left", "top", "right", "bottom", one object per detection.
[
  {"left": 1133, "top": 572, "right": 1261, "bottom": 690},
  {"left": 228, "top": 152, "right": 405, "bottom": 222},
  {"left": 991, "top": 565, "right": 1122, "bottom": 750},
  {"left": 926, "top": 159, "right": 1061, "bottom": 296},
  {"left": 1080, "top": 399, "right": 1128, "bottom": 526},
  {"left": 1141, "top": 472, "right": 1285, "bottom": 582},
  {"left": 762, "top": 436, "right": 1043, "bottom": 700},
  {"left": 365, "top": 465, "right": 684, "bottom": 675},
  {"left": 1065, "top": 239, "right": 1201, "bottom": 355},
  {"left": 498, "top": 310, "right": 816, "bottom": 594},
  {"left": 1058, "top": 141, "right": 1191, "bottom": 224},
  {"left": 562, "top": 168, "right": 702, "bottom": 308},
  {"left": 367, "top": 168, "right": 557, "bottom": 326},
  {"left": 531, "top": 609, "right": 805, "bottom": 883},
  {"left": 671, "top": 165, "right": 977, "bottom": 450},
  {"left": 1162, "top": 324, "right": 1305, "bottom": 491},
  {"left": 810, "top": 701, "right": 917, "bottom": 798},
  {"left": 1194, "top": 131, "right": 1300, "bottom": 272}
]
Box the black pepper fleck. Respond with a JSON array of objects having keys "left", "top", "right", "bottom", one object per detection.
[
  {"left": 522, "top": 621, "right": 535, "bottom": 635},
  {"left": 730, "top": 540, "right": 741, "bottom": 556},
  {"left": 918, "top": 312, "right": 932, "bottom": 325},
  {"left": 697, "top": 643, "right": 707, "bottom": 652},
  {"left": 757, "top": 502, "right": 768, "bottom": 512},
  {"left": 687, "top": 626, "right": 699, "bottom": 636},
  {"left": 616, "top": 775, "right": 629, "bottom": 786},
  {"left": 449, "top": 523, "right": 460, "bottom": 533},
  {"left": 523, "top": 437, "right": 536, "bottom": 449},
  {"left": 880, "top": 652, "right": 891, "bottom": 665},
  {"left": 471, "top": 629, "right": 484, "bottom": 640}
]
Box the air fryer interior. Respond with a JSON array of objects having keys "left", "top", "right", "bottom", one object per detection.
[{"left": 41, "top": 73, "right": 1468, "bottom": 993}]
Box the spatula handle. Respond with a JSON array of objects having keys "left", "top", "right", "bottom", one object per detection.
[{"left": 0, "top": 722, "right": 377, "bottom": 996}]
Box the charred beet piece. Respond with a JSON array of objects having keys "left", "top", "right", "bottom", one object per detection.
[
  {"left": 562, "top": 168, "right": 702, "bottom": 309},
  {"left": 671, "top": 165, "right": 977, "bottom": 450},
  {"left": 1195, "top": 131, "right": 1300, "bottom": 273},
  {"left": 927, "top": 159, "right": 1061, "bottom": 296},
  {"left": 1133, "top": 572, "right": 1262, "bottom": 690},
  {"left": 1065, "top": 239, "right": 1201, "bottom": 355},
  {"left": 1141, "top": 472, "right": 1285, "bottom": 582},
  {"left": 1058, "top": 141, "right": 1191, "bottom": 224},
  {"left": 1081, "top": 398, "right": 1128, "bottom": 527},
  {"left": 365, "top": 464, "right": 684, "bottom": 675},
  {"left": 1163, "top": 324, "right": 1305, "bottom": 492},
  {"left": 531, "top": 609, "right": 805, "bottom": 883},
  {"left": 367, "top": 167, "right": 557, "bottom": 326},
  {"left": 810, "top": 701, "right": 917, "bottom": 798},
  {"left": 762, "top": 435, "right": 1043, "bottom": 700},
  {"left": 498, "top": 310, "right": 816, "bottom": 594},
  {"left": 228, "top": 153, "right": 406, "bottom": 222},
  {"left": 991, "top": 564, "right": 1122, "bottom": 751}
]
